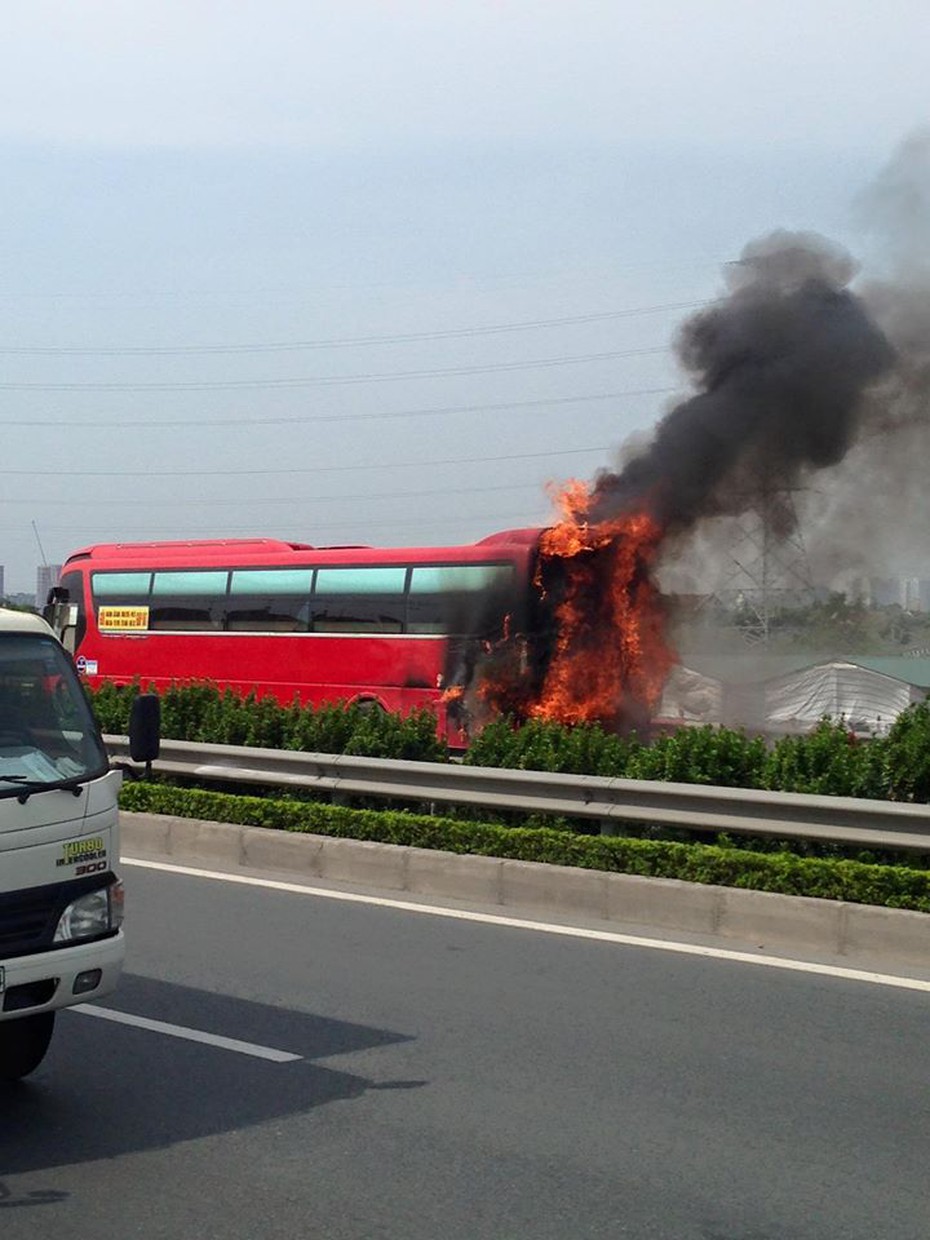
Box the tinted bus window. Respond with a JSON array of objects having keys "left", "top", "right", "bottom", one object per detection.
[
  {"left": 91, "top": 571, "right": 154, "bottom": 632},
  {"left": 92, "top": 571, "right": 153, "bottom": 603},
  {"left": 150, "top": 570, "right": 229, "bottom": 631},
  {"left": 407, "top": 564, "right": 514, "bottom": 634},
  {"left": 312, "top": 566, "right": 407, "bottom": 634},
  {"left": 227, "top": 569, "right": 313, "bottom": 632}
]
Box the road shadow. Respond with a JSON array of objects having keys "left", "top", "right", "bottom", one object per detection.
[{"left": 0, "top": 973, "right": 422, "bottom": 1177}]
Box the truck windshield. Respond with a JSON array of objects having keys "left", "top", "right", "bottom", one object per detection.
[{"left": 0, "top": 633, "right": 108, "bottom": 796}]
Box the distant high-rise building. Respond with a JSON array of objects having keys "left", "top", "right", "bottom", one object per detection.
[
  {"left": 0, "top": 565, "right": 5, "bottom": 600},
  {"left": 904, "top": 577, "right": 922, "bottom": 612},
  {"left": 868, "top": 577, "right": 907, "bottom": 608},
  {"left": 36, "top": 564, "right": 62, "bottom": 610},
  {"left": 897, "top": 577, "right": 930, "bottom": 613}
]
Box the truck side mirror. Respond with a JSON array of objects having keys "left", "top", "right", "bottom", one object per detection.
[{"left": 129, "top": 694, "right": 161, "bottom": 775}]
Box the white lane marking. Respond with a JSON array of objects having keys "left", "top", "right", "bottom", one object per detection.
[
  {"left": 122, "top": 856, "right": 930, "bottom": 996},
  {"left": 74, "top": 1003, "right": 302, "bottom": 1062}
]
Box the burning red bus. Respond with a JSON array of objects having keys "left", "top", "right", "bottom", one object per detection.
[
  {"left": 53, "top": 500, "right": 678, "bottom": 742},
  {"left": 51, "top": 530, "right": 546, "bottom": 745}
]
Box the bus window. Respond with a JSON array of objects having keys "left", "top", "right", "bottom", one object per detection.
[
  {"left": 92, "top": 571, "right": 153, "bottom": 606},
  {"left": 312, "top": 566, "right": 406, "bottom": 634},
  {"left": 226, "top": 569, "right": 313, "bottom": 632},
  {"left": 91, "top": 571, "right": 154, "bottom": 634},
  {"left": 149, "top": 570, "right": 229, "bottom": 631},
  {"left": 407, "top": 563, "right": 514, "bottom": 635}
]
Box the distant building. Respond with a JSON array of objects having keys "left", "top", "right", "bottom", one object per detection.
[
  {"left": 887, "top": 577, "right": 930, "bottom": 613},
  {"left": 0, "top": 565, "right": 5, "bottom": 600},
  {"left": 868, "top": 577, "right": 908, "bottom": 608},
  {"left": 903, "top": 577, "right": 922, "bottom": 611},
  {"left": 36, "top": 564, "right": 62, "bottom": 610}
]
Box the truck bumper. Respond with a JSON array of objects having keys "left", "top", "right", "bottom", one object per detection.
[{"left": 0, "top": 929, "right": 125, "bottom": 1021}]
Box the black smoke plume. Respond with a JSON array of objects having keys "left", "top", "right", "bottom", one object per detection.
[{"left": 587, "top": 231, "right": 895, "bottom": 536}]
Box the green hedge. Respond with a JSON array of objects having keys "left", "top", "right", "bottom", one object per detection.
[
  {"left": 465, "top": 712, "right": 929, "bottom": 802},
  {"left": 90, "top": 680, "right": 447, "bottom": 762},
  {"left": 119, "top": 781, "right": 930, "bottom": 913},
  {"left": 90, "top": 679, "right": 930, "bottom": 801}
]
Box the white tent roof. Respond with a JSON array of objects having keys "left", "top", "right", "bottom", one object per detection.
[
  {"left": 762, "top": 661, "right": 918, "bottom": 737},
  {"left": 657, "top": 656, "right": 929, "bottom": 736}
]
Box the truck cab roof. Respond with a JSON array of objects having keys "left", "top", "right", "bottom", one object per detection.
[{"left": 0, "top": 608, "right": 54, "bottom": 637}]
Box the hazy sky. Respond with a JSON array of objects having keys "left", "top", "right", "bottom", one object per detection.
[{"left": 0, "top": 1, "right": 927, "bottom": 592}]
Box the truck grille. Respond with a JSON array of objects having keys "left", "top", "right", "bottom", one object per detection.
[
  {"left": 0, "top": 884, "right": 60, "bottom": 957},
  {"left": 0, "top": 874, "right": 115, "bottom": 960}
]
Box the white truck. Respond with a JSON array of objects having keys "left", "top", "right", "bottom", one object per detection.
[{"left": 0, "top": 606, "right": 154, "bottom": 1081}]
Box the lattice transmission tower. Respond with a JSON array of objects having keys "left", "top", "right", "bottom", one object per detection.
[{"left": 711, "top": 484, "right": 817, "bottom": 645}]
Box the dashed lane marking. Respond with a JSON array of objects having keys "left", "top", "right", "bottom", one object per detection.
[{"left": 74, "top": 1002, "right": 302, "bottom": 1061}]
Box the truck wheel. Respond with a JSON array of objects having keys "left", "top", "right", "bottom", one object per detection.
[{"left": 0, "top": 1013, "right": 56, "bottom": 1081}]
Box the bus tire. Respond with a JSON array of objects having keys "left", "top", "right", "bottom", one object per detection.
[
  {"left": 354, "top": 697, "right": 385, "bottom": 716},
  {"left": 0, "top": 1013, "right": 56, "bottom": 1081}
]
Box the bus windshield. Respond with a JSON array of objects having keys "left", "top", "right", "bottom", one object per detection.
[{"left": 0, "top": 633, "right": 108, "bottom": 798}]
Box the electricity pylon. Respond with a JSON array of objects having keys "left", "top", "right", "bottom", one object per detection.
[{"left": 711, "top": 485, "right": 816, "bottom": 645}]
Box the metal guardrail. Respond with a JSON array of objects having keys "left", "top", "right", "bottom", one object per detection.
[{"left": 104, "top": 736, "right": 930, "bottom": 854}]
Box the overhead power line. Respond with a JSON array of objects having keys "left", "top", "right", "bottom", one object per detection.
[
  {"left": 0, "top": 444, "right": 611, "bottom": 478},
  {"left": 0, "top": 481, "right": 543, "bottom": 508},
  {"left": 0, "top": 300, "right": 708, "bottom": 355},
  {"left": 0, "top": 347, "right": 667, "bottom": 391},
  {"left": 0, "top": 386, "right": 677, "bottom": 429},
  {"left": 8, "top": 510, "right": 551, "bottom": 539}
]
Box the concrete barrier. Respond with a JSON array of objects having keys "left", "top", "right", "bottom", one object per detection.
[
  {"left": 119, "top": 811, "right": 930, "bottom": 970},
  {"left": 406, "top": 849, "right": 503, "bottom": 905},
  {"left": 606, "top": 871, "right": 722, "bottom": 937}
]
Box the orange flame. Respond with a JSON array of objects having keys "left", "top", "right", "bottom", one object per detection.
[{"left": 529, "top": 480, "right": 676, "bottom": 731}]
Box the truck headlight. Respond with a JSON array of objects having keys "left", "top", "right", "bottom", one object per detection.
[{"left": 54, "top": 880, "right": 125, "bottom": 943}]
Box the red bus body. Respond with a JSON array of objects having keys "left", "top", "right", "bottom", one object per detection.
[{"left": 56, "top": 530, "right": 543, "bottom": 745}]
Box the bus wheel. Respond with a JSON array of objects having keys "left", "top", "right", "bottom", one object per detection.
[
  {"left": 0, "top": 1013, "right": 56, "bottom": 1081},
  {"left": 354, "top": 698, "right": 385, "bottom": 716}
]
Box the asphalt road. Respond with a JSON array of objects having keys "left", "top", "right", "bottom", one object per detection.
[{"left": 2, "top": 861, "right": 929, "bottom": 1239}]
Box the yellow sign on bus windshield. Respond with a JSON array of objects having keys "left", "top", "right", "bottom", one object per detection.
[{"left": 98, "top": 606, "right": 150, "bottom": 631}]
